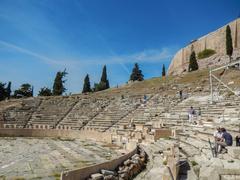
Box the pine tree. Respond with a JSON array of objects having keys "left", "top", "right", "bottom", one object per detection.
[
  {"left": 188, "top": 51, "right": 199, "bottom": 72},
  {"left": 53, "top": 69, "right": 67, "bottom": 96},
  {"left": 130, "top": 63, "right": 144, "bottom": 81},
  {"left": 0, "top": 82, "right": 6, "bottom": 101},
  {"left": 226, "top": 25, "right": 233, "bottom": 60},
  {"left": 14, "top": 83, "right": 33, "bottom": 98},
  {"left": 82, "top": 74, "right": 92, "bottom": 93},
  {"left": 162, "top": 64, "right": 166, "bottom": 77},
  {"left": 38, "top": 87, "right": 52, "bottom": 96},
  {"left": 6, "top": 81, "right": 11, "bottom": 99}
]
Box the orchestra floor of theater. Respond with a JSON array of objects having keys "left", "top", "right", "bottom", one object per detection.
[{"left": 0, "top": 137, "right": 121, "bottom": 179}]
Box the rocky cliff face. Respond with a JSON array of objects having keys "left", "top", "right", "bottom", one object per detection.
[{"left": 168, "top": 18, "right": 240, "bottom": 76}]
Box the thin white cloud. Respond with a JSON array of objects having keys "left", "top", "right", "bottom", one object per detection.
[
  {"left": 0, "top": 40, "right": 78, "bottom": 67},
  {"left": 76, "top": 48, "right": 174, "bottom": 66},
  {"left": 0, "top": 39, "right": 175, "bottom": 71},
  {"left": 130, "top": 48, "right": 173, "bottom": 63}
]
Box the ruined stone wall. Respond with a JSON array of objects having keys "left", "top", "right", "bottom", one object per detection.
[
  {"left": 168, "top": 18, "right": 240, "bottom": 75},
  {"left": 61, "top": 147, "right": 138, "bottom": 180},
  {"left": 154, "top": 129, "right": 172, "bottom": 141},
  {"left": 0, "top": 128, "right": 112, "bottom": 143}
]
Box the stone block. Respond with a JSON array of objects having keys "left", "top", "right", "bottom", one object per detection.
[
  {"left": 101, "top": 169, "right": 115, "bottom": 176},
  {"left": 220, "top": 175, "right": 240, "bottom": 180},
  {"left": 227, "top": 147, "right": 240, "bottom": 159},
  {"left": 199, "top": 167, "right": 219, "bottom": 180},
  {"left": 91, "top": 173, "right": 104, "bottom": 180}
]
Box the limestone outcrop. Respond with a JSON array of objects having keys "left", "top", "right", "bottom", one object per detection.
[{"left": 168, "top": 18, "right": 240, "bottom": 76}]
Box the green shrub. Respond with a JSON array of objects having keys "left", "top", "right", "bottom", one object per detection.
[
  {"left": 163, "top": 160, "right": 167, "bottom": 165},
  {"left": 191, "top": 160, "right": 198, "bottom": 166},
  {"left": 197, "top": 49, "right": 216, "bottom": 59}
]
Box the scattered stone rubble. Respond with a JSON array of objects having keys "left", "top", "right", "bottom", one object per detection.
[{"left": 88, "top": 147, "right": 147, "bottom": 180}]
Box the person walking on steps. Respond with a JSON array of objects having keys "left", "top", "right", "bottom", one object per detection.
[{"left": 188, "top": 106, "right": 195, "bottom": 124}]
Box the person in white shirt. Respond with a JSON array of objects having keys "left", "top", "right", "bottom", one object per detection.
[
  {"left": 188, "top": 107, "right": 195, "bottom": 124},
  {"left": 214, "top": 127, "right": 223, "bottom": 153},
  {"left": 214, "top": 127, "right": 223, "bottom": 141}
]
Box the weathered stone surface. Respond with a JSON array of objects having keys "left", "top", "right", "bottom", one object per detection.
[
  {"left": 0, "top": 137, "right": 119, "bottom": 179},
  {"left": 91, "top": 173, "right": 104, "bottom": 180},
  {"left": 104, "top": 175, "right": 117, "bottom": 180},
  {"left": 199, "top": 167, "right": 219, "bottom": 180},
  {"left": 221, "top": 175, "right": 240, "bottom": 180},
  {"left": 101, "top": 169, "right": 115, "bottom": 176},
  {"left": 123, "top": 159, "right": 131, "bottom": 166},
  {"left": 168, "top": 18, "right": 240, "bottom": 76},
  {"left": 227, "top": 147, "right": 240, "bottom": 159}
]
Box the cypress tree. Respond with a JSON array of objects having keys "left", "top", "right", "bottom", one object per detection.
[
  {"left": 82, "top": 74, "right": 92, "bottom": 93},
  {"left": 226, "top": 25, "right": 233, "bottom": 60},
  {"left": 97, "top": 65, "right": 110, "bottom": 91},
  {"left": 38, "top": 87, "right": 52, "bottom": 96},
  {"left": 130, "top": 63, "right": 144, "bottom": 81},
  {"left": 0, "top": 82, "right": 6, "bottom": 101},
  {"left": 188, "top": 51, "right": 199, "bottom": 72},
  {"left": 53, "top": 69, "right": 67, "bottom": 96},
  {"left": 162, "top": 64, "right": 166, "bottom": 77},
  {"left": 6, "top": 81, "right": 11, "bottom": 99},
  {"left": 31, "top": 86, "right": 34, "bottom": 97}
]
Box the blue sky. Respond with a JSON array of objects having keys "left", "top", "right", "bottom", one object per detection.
[{"left": 0, "top": 0, "right": 239, "bottom": 95}]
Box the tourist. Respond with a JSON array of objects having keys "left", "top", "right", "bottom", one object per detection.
[
  {"left": 197, "top": 107, "right": 202, "bottom": 124},
  {"left": 143, "top": 95, "right": 147, "bottom": 103},
  {"left": 236, "top": 135, "right": 240, "bottom": 146},
  {"left": 198, "top": 107, "right": 201, "bottom": 116},
  {"left": 188, "top": 107, "right": 195, "bottom": 124},
  {"left": 179, "top": 90, "right": 183, "bottom": 100},
  {"left": 214, "top": 127, "right": 223, "bottom": 154},
  {"left": 216, "top": 128, "right": 233, "bottom": 153},
  {"left": 213, "top": 127, "right": 223, "bottom": 141}
]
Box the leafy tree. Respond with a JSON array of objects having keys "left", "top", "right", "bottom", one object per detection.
[
  {"left": 130, "top": 63, "right": 144, "bottom": 81},
  {"left": 53, "top": 69, "right": 67, "bottom": 96},
  {"left": 162, "top": 64, "right": 166, "bottom": 77},
  {"left": 82, "top": 74, "right": 92, "bottom": 93},
  {"left": 226, "top": 25, "right": 233, "bottom": 60},
  {"left": 188, "top": 51, "right": 199, "bottom": 72},
  {"left": 14, "top": 83, "right": 33, "bottom": 98},
  {"left": 38, "top": 87, "right": 52, "bottom": 96},
  {"left": 0, "top": 82, "right": 7, "bottom": 101},
  {"left": 6, "top": 81, "right": 11, "bottom": 99},
  {"left": 92, "top": 83, "right": 99, "bottom": 92}
]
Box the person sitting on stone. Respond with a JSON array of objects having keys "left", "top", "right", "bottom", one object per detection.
[
  {"left": 216, "top": 128, "right": 233, "bottom": 153},
  {"left": 213, "top": 127, "right": 223, "bottom": 141},
  {"left": 236, "top": 134, "right": 240, "bottom": 146}
]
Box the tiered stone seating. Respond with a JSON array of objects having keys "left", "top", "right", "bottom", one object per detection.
[
  {"left": 57, "top": 97, "right": 110, "bottom": 130},
  {"left": 26, "top": 97, "right": 79, "bottom": 129},
  {"left": 85, "top": 97, "right": 139, "bottom": 132},
  {"left": 114, "top": 94, "right": 176, "bottom": 130},
  {"left": 159, "top": 94, "right": 240, "bottom": 129},
  {"left": 174, "top": 127, "right": 240, "bottom": 179},
  {"left": 2, "top": 98, "right": 41, "bottom": 128}
]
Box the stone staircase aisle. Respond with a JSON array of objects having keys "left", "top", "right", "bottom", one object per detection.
[{"left": 57, "top": 97, "right": 110, "bottom": 130}]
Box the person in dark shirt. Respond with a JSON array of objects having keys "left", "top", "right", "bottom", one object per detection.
[
  {"left": 179, "top": 90, "right": 183, "bottom": 100},
  {"left": 216, "top": 128, "right": 232, "bottom": 153},
  {"left": 235, "top": 134, "right": 240, "bottom": 146},
  {"left": 222, "top": 129, "right": 233, "bottom": 146}
]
